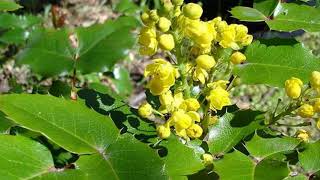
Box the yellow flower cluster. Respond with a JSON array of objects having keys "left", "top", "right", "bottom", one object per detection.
[
  {"left": 285, "top": 71, "right": 320, "bottom": 120},
  {"left": 137, "top": 0, "right": 253, "bottom": 140}
]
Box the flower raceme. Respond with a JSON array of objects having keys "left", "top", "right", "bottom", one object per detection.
[{"left": 137, "top": 0, "right": 253, "bottom": 140}]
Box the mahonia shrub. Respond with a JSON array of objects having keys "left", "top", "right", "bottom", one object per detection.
[{"left": 0, "top": 0, "right": 320, "bottom": 179}]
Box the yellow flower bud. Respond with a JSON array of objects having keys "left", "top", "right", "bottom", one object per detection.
[
  {"left": 140, "top": 27, "right": 156, "bottom": 38},
  {"left": 207, "top": 80, "right": 229, "bottom": 89},
  {"left": 159, "top": 90, "right": 174, "bottom": 107},
  {"left": 182, "top": 3, "right": 203, "bottom": 20},
  {"left": 157, "top": 125, "right": 171, "bottom": 139},
  {"left": 158, "top": 34, "right": 175, "bottom": 51},
  {"left": 193, "top": 66, "right": 208, "bottom": 84},
  {"left": 174, "top": 6, "right": 181, "bottom": 17},
  {"left": 149, "top": 10, "right": 159, "bottom": 22},
  {"left": 163, "top": 2, "right": 173, "bottom": 13},
  {"left": 173, "top": 110, "right": 192, "bottom": 130},
  {"left": 141, "top": 12, "right": 150, "bottom": 25},
  {"left": 202, "top": 153, "right": 213, "bottom": 165},
  {"left": 172, "top": 0, "right": 184, "bottom": 6},
  {"left": 206, "top": 87, "right": 231, "bottom": 110},
  {"left": 187, "top": 111, "right": 201, "bottom": 122},
  {"left": 230, "top": 51, "right": 246, "bottom": 64},
  {"left": 313, "top": 98, "right": 320, "bottom": 112},
  {"left": 310, "top": 71, "right": 320, "bottom": 89},
  {"left": 285, "top": 77, "right": 303, "bottom": 99},
  {"left": 195, "top": 55, "right": 216, "bottom": 70},
  {"left": 138, "top": 102, "right": 153, "bottom": 118},
  {"left": 181, "top": 98, "right": 200, "bottom": 111},
  {"left": 297, "top": 129, "right": 309, "bottom": 142},
  {"left": 297, "top": 104, "right": 314, "bottom": 118},
  {"left": 139, "top": 38, "right": 158, "bottom": 56},
  {"left": 157, "top": 17, "right": 171, "bottom": 32},
  {"left": 186, "top": 124, "right": 203, "bottom": 138}
]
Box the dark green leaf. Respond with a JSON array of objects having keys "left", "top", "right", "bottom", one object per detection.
[
  {"left": 245, "top": 134, "right": 300, "bottom": 158},
  {"left": 266, "top": 3, "right": 320, "bottom": 32},
  {"left": 214, "top": 150, "right": 255, "bottom": 180},
  {"left": 206, "top": 109, "right": 264, "bottom": 154},
  {"left": 299, "top": 141, "right": 320, "bottom": 173},
  {"left": 230, "top": 6, "right": 267, "bottom": 22},
  {"left": 0, "top": 94, "right": 119, "bottom": 154},
  {"left": 76, "top": 16, "right": 138, "bottom": 74},
  {"left": 161, "top": 136, "right": 205, "bottom": 176},
  {"left": 234, "top": 39, "right": 320, "bottom": 87},
  {"left": 75, "top": 134, "right": 166, "bottom": 180},
  {"left": 254, "top": 0, "right": 279, "bottom": 16},
  {"left": 254, "top": 155, "right": 289, "bottom": 180},
  {"left": 49, "top": 80, "right": 72, "bottom": 98},
  {"left": 0, "top": 0, "right": 22, "bottom": 11},
  {"left": 0, "top": 28, "right": 27, "bottom": 44},
  {"left": 17, "top": 28, "right": 74, "bottom": 76},
  {"left": 0, "top": 135, "right": 54, "bottom": 179},
  {"left": 0, "top": 13, "right": 41, "bottom": 29}
]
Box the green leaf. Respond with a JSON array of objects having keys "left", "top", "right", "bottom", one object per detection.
[
  {"left": 0, "top": 94, "right": 119, "bottom": 154},
  {"left": 0, "top": 135, "right": 54, "bottom": 179},
  {"left": 0, "top": 28, "right": 27, "bottom": 44},
  {"left": 214, "top": 151, "right": 289, "bottom": 180},
  {"left": 254, "top": 0, "right": 279, "bottom": 16},
  {"left": 234, "top": 39, "right": 320, "bottom": 87},
  {"left": 0, "top": 13, "right": 41, "bottom": 29},
  {"left": 266, "top": 3, "right": 320, "bottom": 32},
  {"left": 111, "top": 66, "right": 133, "bottom": 96},
  {"left": 75, "top": 16, "right": 138, "bottom": 74},
  {"left": 299, "top": 141, "right": 320, "bottom": 173},
  {"left": 230, "top": 6, "right": 267, "bottom": 22},
  {"left": 214, "top": 150, "right": 255, "bottom": 180},
  {"left": 0, "top": 0, "right": 22, "bottom": 11},
  {"left": 17, "top": 28, "right": 74, "bottom": 77},
  {"left": 74, "top": 134, "right": 167, "bottom": 180},
  {"left": 245, "top": 134, "right": 300, "bottom": 158},
  {"left": 206, "top": 109, "right": 264, "bottom": 154},
  {"left": 254, "top": 155, "right": 289, "bottom": 180},
  {"left": 0, "top": 111, "right": 14, "bottom": 133},
  {"left": 18, "top": 16, "right": 138, "bottom": 76},
  {"left": 114, "top": 0, "right": 140, "bottom": 15},
  {"left": 161, "top": 136, "right": 205, "bottom": 176}
]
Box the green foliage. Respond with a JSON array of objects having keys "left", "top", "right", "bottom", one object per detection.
[
  {"left": 234, "top": 39, "right": 320, "bottom": 87},
  {"left": 206, "top": 108, "right": 264, "bottom": 154},
  {"left": 299, "top": 141, "right": 320, "bottom": 173},
  {"left": 231, "top": 2, "right": 320, "bottom": 32},
  {"left": 18, "top": 16, "right": 138, "bottom": 76},
  {"left": 0, "top": 0, "right": 22, "bottom": 11}
]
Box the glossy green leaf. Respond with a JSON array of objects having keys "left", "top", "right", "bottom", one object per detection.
[
  {"left": 0, "top": 94, "right": 119, "bottom": 154},
  {"left": 112, "top": 66, "right": 133, "bottom": 96},
  {"left": 161, "top": 136, "right": 205, "bottom": 176},
  {"left": 114, "top": 0, "right": 140, "bottom": 14},
  {"left": 74, "top": 134, "right": 167, "bottom": 180},
  {"left": 266, "top": 3, "right": 320, "bottom": 32},
  {"left": 214, "top": 150, "right": 290, "bottom": 180},
  {"left": 254, "top": 155, "right": 289, "bottom": 180},
  {"left": 214, "top": 150, "right": 255, "bottom": 180},
  {"left": 230, "top": 6, "right": 267, "bottom": 22},
  {"left": 299, "top": 141, "right": 320, "bottom": 173},
  {"left": 254, "top": 0, "right": 278, "bottom": 16},
  {"left": 234, "top": 39, "right": 320, "bottom": 87},
  {"left": 76, "top": 16, "right": 138, "bottom": 74},
  {"left": 0, "top": 13, "right": 41, "bottom": 29},
  {"left": 0, "top": 0, "right": 22, "bottom": 11},
  {"left": 246, "top": 134, "right": 300, "bottom": 158},
  {"left": 17, "top": 28, "right": 74, "bottom": 76},
  {"left": 206, "top": 110, "right": 264, "bottom": 154},
  {"left": 0, "top": 28, "right": 27, "bottom": 44},
  {"left": 0, "top": 135, "right": 54, "bottom": 179},
  {"left": 0, "top": 111, "right": 14, "bottom": 133}
]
